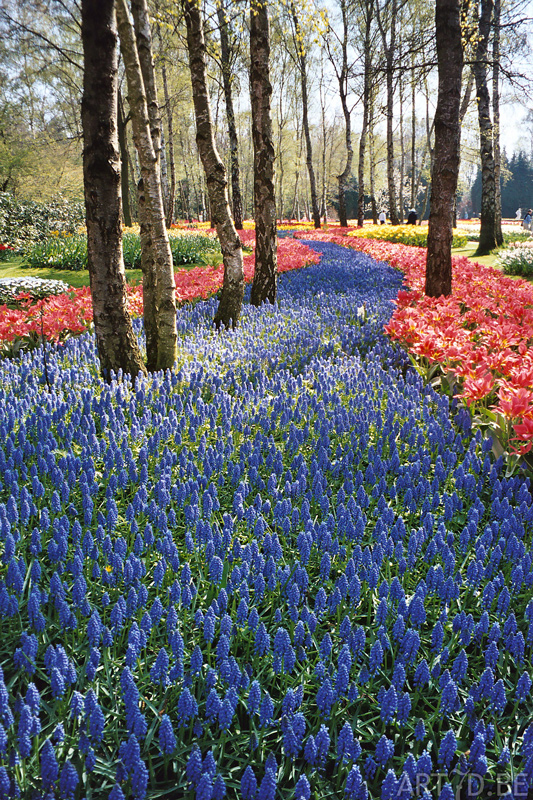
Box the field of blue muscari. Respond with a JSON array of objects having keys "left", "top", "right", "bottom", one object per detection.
[{"left": 0, "top": 240, "right": 532, "bottom": 800}]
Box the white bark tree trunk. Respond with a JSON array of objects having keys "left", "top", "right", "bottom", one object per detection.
[{"left": 116, "top": 0, "right": 178, "bottom": 371}]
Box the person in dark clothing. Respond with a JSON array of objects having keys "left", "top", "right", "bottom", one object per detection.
[{"left": 407, "top": 209, "right": 417, "bottom": 225}]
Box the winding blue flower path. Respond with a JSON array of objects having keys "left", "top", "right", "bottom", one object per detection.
[{"left": 0, "top": 241, "right": 531, "bottom": 799}]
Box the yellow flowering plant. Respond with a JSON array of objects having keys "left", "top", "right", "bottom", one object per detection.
[{"left": 347, "top": 224, "right": 468, "bottom": 248}]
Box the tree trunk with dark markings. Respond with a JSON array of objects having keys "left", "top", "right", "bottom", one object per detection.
[
  {"left": 250, "top": 0, "right": 277, "bottom": 305},
  {"left": 182, "top": 0, "right": 244, "bottom": 328},
  {"left": 81, "top": 0, "right": 146, "bottom": 380},
  {"left": 425, "top": 0, "right": 464, "bottom": 297}
]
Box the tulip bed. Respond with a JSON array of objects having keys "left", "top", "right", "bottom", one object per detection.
[
  {"left": 0, "top": 240, "right": 532, "bottom": 800},
  {"left": 294, "top": 231, "right": 533, "bottom": 459}
]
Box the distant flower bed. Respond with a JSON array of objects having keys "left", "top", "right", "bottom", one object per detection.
[
  {"left": 278, "top": 222, "right": 317, "bottom": 231},
  {"left": 171, "top": 220, "right": 257, "bottom": 230},
  {"left": 497, "top": 240, "right": 533, "bottom": 277},
  {"left": 346, "top": 225, "right": 469, "bottom": 248},
  {"left": 0, "top": 277, "right": 70, "bottom": 305}
]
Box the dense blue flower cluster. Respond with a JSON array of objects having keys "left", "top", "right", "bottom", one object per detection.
[{"left": 0, "top": 241, "right": 531, "bottom": 798}]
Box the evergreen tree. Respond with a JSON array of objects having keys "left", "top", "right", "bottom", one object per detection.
[{"left": 471, "top": 152, "right": 533, "bottom": 219}]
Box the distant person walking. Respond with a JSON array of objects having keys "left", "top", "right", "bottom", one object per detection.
[
  {"left": 407, "top": 209, "right": 417, "bottom": 225},
  {"left": 379, "top": 210, "right": 386, "bottom": 225},
  {"left": 516, "top": 208, "right": 522, "bottom": 221},
  {"left": 523, "top": 210, "right": 532, "bottom": 230}
]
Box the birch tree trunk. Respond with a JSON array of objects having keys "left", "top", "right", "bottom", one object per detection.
[
  {"left": 81, "top": 0, "right": 146, "bottom": 380},
  {"left": 136, "top": 177, "right": 158, "bottom": 368},
  {"left": 159, "top": 43, "right": 176, "bottom": 227},
  {"left": 330, "top": 0, "right": 353, "bottom": 228},
  {"left": 376, "top": 0, "right": 400, "bottom": 224},
  {"left": 319, "top": 71, "right": 328, "bottom": 221},
  {"left": 291, "top": 119, "right": 303, "bottom": 220},
  {"left": 425, "top": 0, "right": 463, "bottom": 297},
  {"left": 492, "top": 0, "right": 503, "bottom": 245},
  {"left": 275, "top": 56, "right": 288, "bottom": 221},
  {"left": 132, "top": 0, "right": 178, "bottom": 366},
  {"left": 250, "top": 0, "right": 277, "bottom": 305},
  {"left": 357, "top": 0, "right": 374, "bottom": 227},
  {"left": 117, "top": 90, "right": 132, "bottom": 227},
  {"left": 410, "top": 55, "right": 416, "bottom": 210},
  {"left": 369, "top": 97, "right": 378, "bottom": 224},
  {"left": 183, "top": 0, "right": 244, "bottom": 328},
  {"left": 399, "top": 57, "right": 405, "bottom": 223},
  {"left": 290, "top": 2, "right": 321, "bottom": 229},
  {"left": 131, "top": 0, "right": 162, "bottom": 333},
  {"left": 473, "top": 0, "right": 497, "bottom": 256},
  {"left": 217, "top": 0, "right": 244, "bottom": 230},
  {"left": 453, "top": 70, "right": 474, "bottom": 226},
  {"left": 159, "top": 126, "right": 170, "bottom": 217},
  {"left": 116, "top": 0, "right": 178, "bottom": 371},
  {"left": 420, "top": 82, "right": 435, "bottom": 222}
]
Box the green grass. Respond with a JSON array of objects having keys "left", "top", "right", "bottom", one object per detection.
[
  {"left": 0, "top": 257, "right": 126, "bottom": 288},
  {"left": 451, "top": 245, "right": 500, "bottom": 268},
  {"left": 451, "top": 244, "right": 533, "bottom": 284}
]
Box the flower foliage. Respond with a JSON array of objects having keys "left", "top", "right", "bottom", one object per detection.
[
  {"left": 22, "top": 230, "right": 223, "bottom": 272},
  {"left": 497, "top": 240, "right": 533, "bottom": 277},
  {"left": 0, "top": 240, "right": 532, "bottom": 799}
]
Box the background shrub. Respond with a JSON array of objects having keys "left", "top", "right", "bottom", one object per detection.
[{"left": 0, "top": 192, "right": 85, "bottom": 251}]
